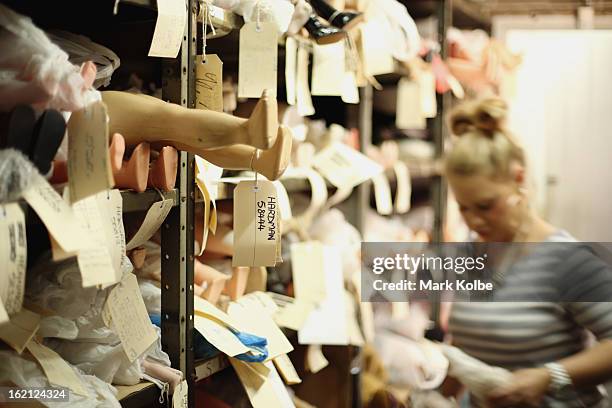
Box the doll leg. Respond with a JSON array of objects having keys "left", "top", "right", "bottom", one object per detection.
[
  {"left": 113, "top": 142, "right": 151, "bottom": 192},
  {"left": 101, "top": 89, "right": 278, "bottom": 151},
  {"left": 199, "top": 125, "right": 293, "bottom": 181},
  {"left": 148, "top": 146, "right": 178, "bottom": 192}
]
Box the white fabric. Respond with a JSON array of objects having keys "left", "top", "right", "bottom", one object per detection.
[
  {"left": 0, "top": 350, "right": 121, "bottom": 407},
  {"left": 0, "top": 4, "right": 93, "bottom": 112}
]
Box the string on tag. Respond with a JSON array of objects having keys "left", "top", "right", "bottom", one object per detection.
[
  {"left": 255, "top": 0, "right": 262, "bottom": 32},
  {"left": 250, "top": 149, "right": 260, "bottom": 188},
  {"left": 152, "top": 187, "right": 166, "bottom": 207},
  {"left": 200, "top": 1, "right": 217, "bottom": 62}
]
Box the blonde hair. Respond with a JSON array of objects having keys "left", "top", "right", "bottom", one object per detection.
[{"left": 444, "top": 97, "right": 525, "bottom": 179}]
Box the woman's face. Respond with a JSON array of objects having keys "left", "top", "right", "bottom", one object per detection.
[{"left": 447, "top": 173, "right": 523, "bottom": 242}]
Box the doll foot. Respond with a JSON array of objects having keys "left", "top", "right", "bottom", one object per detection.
[
  {"left": 253, "top": 125, "right": 293, "bottom": 180},
  {"left": 148, "top": 146, "right": 178, "bottom": 192},
  {"left": 109, "top": 133, "right": 126, "bottom": 173},
  {"left": 245, "top": 89, "right": 278, "bottom": 150},
  {"left": 113, "top": 142, "right": 151, "bottom": 192}
]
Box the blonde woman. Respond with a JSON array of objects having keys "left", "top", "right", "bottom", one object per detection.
[{"left": 443, "top": 97, "right": 612, "bottom": 407}]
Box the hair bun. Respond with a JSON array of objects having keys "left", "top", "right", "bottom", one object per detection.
[{"left": 449, "top": 97, "right": 508, "bottom": 137}]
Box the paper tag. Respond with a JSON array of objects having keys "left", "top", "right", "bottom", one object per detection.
[
  {"left": 372, "top": 172, "right": 393, "bottom": 215},
  {"left": 272, "top": 180, "right": 292, "bottom": 223},
  {"left": 233, "top": 180, "right": 278, "bottom": 267},
  {"left": 345, "top": 290, "right": 365, "bottom": 346},
  {"left": 227, "top": 299, "right": 293, "bottom": 361},
  {"left": 0, "top": 300, "right": 8, "bottom": 325},
  {"left": 273, "top": 298, "right": 313, "bottom": 331},
  {"left": 291, "top": 241, "right": 326, "bottom": 305},
  {"left": 396, "top": 78, "right": 426, "bottom": 130},
  {"left": 26, "top": 339, "right": 89, "bottom": 396},
  {"left": 296, "top": 44, "right": 315, "bottom": 116},
  {"left": 102, "top": 274, "right": 157, "bottom": 362},
  {"left": 230, "top": 359, "right": 296, "bottom": 408},
  {"left": 360, "top": 22, "right": 395, "bottom": 76},
  {"left": 418, "top": 69, "right": 437, "bottom": 118},
  {"left": 312, "top": 42, "right": 345, "bottom": 96},
  {"left": 173, "top": 379, "right": 188, "bottom": 408},
  {"left": 393, "top": 161, "right": 411, "bottom": 213},
  {"left": 0, "top": 308, "right": 40, "bottom": 354},
  {"left": 22, "top": 174, "right": 85, "bottom": 253},
  {"left": 298, "top": 246, "right": 348, "bottom": 345},
  {"left": 73, "top": 193, "right": 119, "bottom": 287},
  {"left": 0, "top": 203, "right": 27, "bottom": 316},
  {"left": 148, "top": 0, "right": 187, "bottom": 58},
  {"left": 67, "top": 101, "right": 113, "bottom": 204},
  {"left": 194, "top": 314, "right": 250, "bottom": 356},
  {"left": 273, "top": 354, "right": 301, "bottom": 385},
  {"left": 285, "top": 37, "right": 297, "bottom": 106},
  {"left": 126, "top": 199, "right": 173, "bottom": 250},
  {"left": 196, "top": 55, "right": 224, "bottom": 112},
  {"left": 341, "top": 70, "right": 360, "bottom": 104},
  {"left": 312, "top": 142, "right": 383, "bottom": 189},
  {"left": 102, "top": 190, "right": 127, "bottom": 275},
  {"left": 195, "top": 177, "right": 211, "bottom": 255},
  {"left": 238, "top": 22, "right": 278, "bottom": 98},
  {"left": 305, "top": 344, "right": 328, "bottom": 374}
]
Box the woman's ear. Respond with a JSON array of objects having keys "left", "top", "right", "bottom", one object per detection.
[{"left": 510, "top": 161, "right": 525, "bottom": 187}]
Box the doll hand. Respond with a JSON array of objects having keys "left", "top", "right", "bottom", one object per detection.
[{"left": 487, "top": 368, "right": 550, "bottom": 407}]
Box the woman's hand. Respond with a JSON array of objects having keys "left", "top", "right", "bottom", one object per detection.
[{"left": 486, "top": 368, "right": 550, "bottom": 407}]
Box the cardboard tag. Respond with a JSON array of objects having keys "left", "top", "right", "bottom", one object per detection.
[
  {"left": 0, "top": 300, "right": 7, "bottom": 325},
  {"left": 26, "top": 339, "right": 89, "bottom": 396},
  {"left": 418, "top": 69, "right": 437, "bottom": 118},
  {"left": 230, "top": 359, "right": 296, "bottom": 408},
  {"left": 73, "top": 193, "right": 119, "bottom": 287},
  {"left": 312, "top": 142, "right": 383, "bottom": 189},
  {"left": 22, "top": 174, "right": 85, "bottom": 253},
  {"left": 372, "top": 173, "right": 393, "bottom": 215},
  {"left": 396, "top": 78, "right": 426, "bottom": 130},
  {"left": 67, "top": 101, "right": 113, "bottom": 204},
  {"left": 194, "top": 296, "right": 242, "bottom": 330},
  {"left": 393, "top": 161, "right": 411, "bottom": 213},
  {"left": 285, "top": 37, "right": 297, "bottom": 106},
  {"left": 296, "top": 44, "right": 315, "bottom": 116},
  {"left": 102, "top": 274, "right": 157, "bottom": 362},
  {"left": 0, "top": 203, "right": 27, "bottom": 316},
  {"left": 227, "top": 299, "right": 293, "bottom": 361},
  {"left": 101, "top": 190, "right": 127, "bottom": 275},
  {"left": 126, "top": 199, "right": 173, "bottom": 250},
  {"left": 298, "top": 246, "right": 348, "bottom": 345},
  {"left": 238, "top": 22, "right": 278, "bottom": 98},
  {"left": 273, "top": 298, "right": 313, "bottom": 331},
  {"left": 194, "top": 314, "right": 250, "bottom": 356},
  {"left": 232, "top": 180, "right": 278, "bottom": 267},
  {"left": 148, "top": 0, "right": 187, "bottom": 58},
  {"left": 360, "top": 22, "right": 395, "bottom": 76},
  {"left": 305, "top": 345, "right": 328, "bottom": 374},
  {"left": 0, "top": 308, "right": 40, "bottom": 353},
  {"left": 341, "top": 70, "right": 360, "bottom": 104},
  {"left": 345, "top": 290, "right": 365, "bottom": 346},
  {"left": 291, "top": 241, "right": 326, "bottom": 305},
  {"left": 312, "top": 42, "right": 345, "bottom": 96},
  {"left": 273, "top": 353, "right": 301, "bottom": 385},
  {"left": 173, "top": 379, "right": 188, "bottom": 408},
  {"left": 196, "top": 55, "right": 224, "bottom": 112}
]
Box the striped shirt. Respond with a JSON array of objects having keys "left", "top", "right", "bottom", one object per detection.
[{"left": 449, "top": 231, "right": 612, "bottom": 407}]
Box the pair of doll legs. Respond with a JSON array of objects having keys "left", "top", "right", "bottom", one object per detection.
[{"left": 101, "top": 90, "right": 292, "bottom": 181}]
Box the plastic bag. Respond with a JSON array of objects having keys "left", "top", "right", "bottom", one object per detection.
[
  {"left": 232, "top": 0, "right": 294, "bottom": 35},
  {"left": 374, "top": 333, "right": 448, "bottom": 389},
  {"left": 0, "top": 4, "right": 98, "bottom": 112},
  {"left": 0, "top": 350, "right": 121, "bottom": 407}
]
